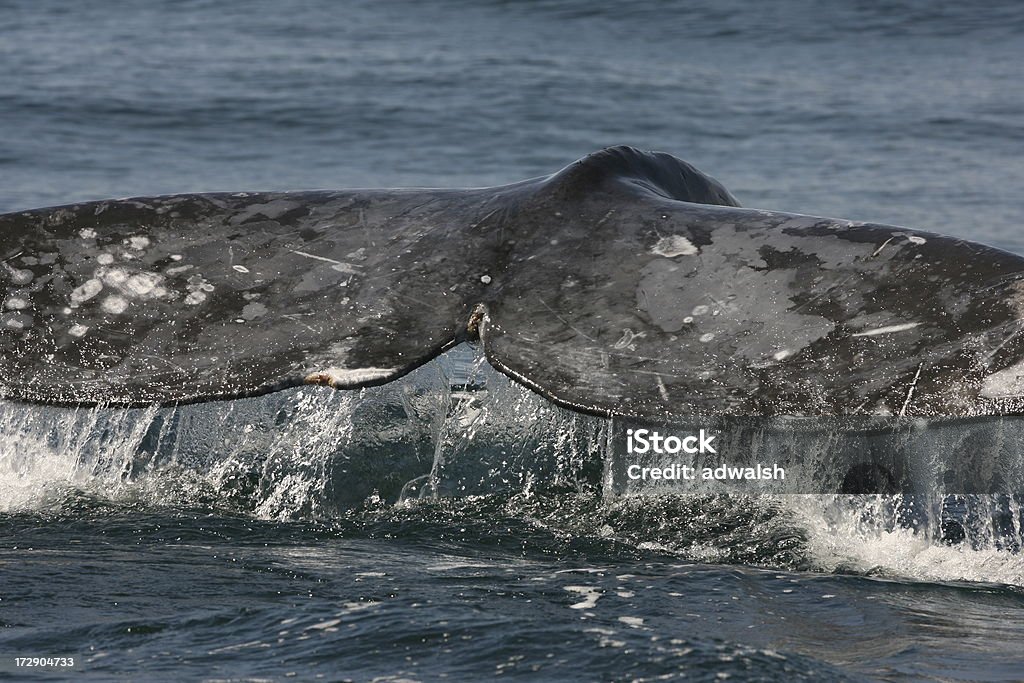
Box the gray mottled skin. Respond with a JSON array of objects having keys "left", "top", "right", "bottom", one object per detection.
[{"left": 3, "top": 146, "right": 1024, "bottom": 418}]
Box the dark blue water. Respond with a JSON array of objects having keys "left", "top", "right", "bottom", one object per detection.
[{"left": 2, "top": 1, "right": 1024, "bottom": 680}]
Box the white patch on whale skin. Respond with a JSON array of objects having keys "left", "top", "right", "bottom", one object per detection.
[
  {"left": 980, "top": 361, "right": 1024, "bottom": 399},
  {"left": 652, "top": 235, "right": 698, "bottom": 258},
  {"left": 96, "top": 253, "right": 115, "bottom": 265},
  {"left": 241, "top": 302, "right": 267, "bottom": 320},
  {"left": 852, "top": 322, "right": 920, "bottom": 337},
  {"left": 304, "top": 367, "right": 396, "bottom": 387},
  {"left": 126, "top": 236, "right": 151, "bottom": 250},
  {"left": 101, "top": 295, "right": 128, "bottom": 315},
  {"left": 184, "top": 275, "right": 214, "bottom": 304},
  {"left": 70, "top": 278, "right": 103, "bottom": 304},
  {"left": 68, "top": 324, "right": 89, "bottom": 338},
  {"left": 232, "top": 265, "right": 250, "bottom": 273},
  {"left": 125, "top": 272, "right": 163, "bottom": 297},
  {"left": 100, "top": 267, "right": 129, "bottom": 286},
  {"left": 4, "top": 297, "right": 29, "bottom": 311},
  {"left": 906, "top": 235, "right": 927, "bottom": 245},
  {"left": 4, "top": 263, "right": 34, "bottom": 285}
]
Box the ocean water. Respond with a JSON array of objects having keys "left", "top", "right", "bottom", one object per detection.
[{"left": 1, "top": 1, "right": 1024, "bottom": 681}]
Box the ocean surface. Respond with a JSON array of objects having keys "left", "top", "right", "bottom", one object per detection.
[{"left": 1, "top": 1, "right": 1024, "bottom": 681}]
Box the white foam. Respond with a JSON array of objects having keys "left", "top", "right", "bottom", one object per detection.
[
  {"left": 980, "top": 360, "right": 1024, "bottom": 398},
  {"left": 565, "top": 585, "right": 602, "bottom": 610},
  {"left": 792, "top": 497, "right": 1024, "bottom": 587}
]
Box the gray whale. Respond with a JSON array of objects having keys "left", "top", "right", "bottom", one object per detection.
[{"left": 3, "top": 145, "right": 1024, "bottom": 421}]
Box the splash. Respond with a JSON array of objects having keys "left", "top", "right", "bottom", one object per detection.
[
  {"left": 0, "top": 344, "right": 601, "bottom": 517},
  {"left": 793, "top": 495, "right": 1024, "bottom": 586},
  {"left": 0, "top": 344, "right": 1020, "bottom": 587}
]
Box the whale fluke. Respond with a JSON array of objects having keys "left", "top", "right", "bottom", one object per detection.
[{"left": 3, "top": 145, "right": 1024, "bottom": 419}]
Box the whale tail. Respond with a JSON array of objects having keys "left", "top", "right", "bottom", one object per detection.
[{"left": 2, "top": 147, "right": 1024, "bottom": 421}]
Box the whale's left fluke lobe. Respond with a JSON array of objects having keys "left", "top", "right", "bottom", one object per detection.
[{"left": 3, "top": 146, "right": 1024, "bottom": 419}]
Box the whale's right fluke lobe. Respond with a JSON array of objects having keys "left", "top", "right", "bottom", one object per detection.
[{"left": 3, "top": 145, "right": 1024, "bottom": 420}]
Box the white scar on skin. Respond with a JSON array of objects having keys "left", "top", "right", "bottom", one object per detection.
[
  {"left": 304, "top": 367, "right": 395, "bottom": 387},
  {"left": 852, "top": 322, "right": 920, "bottom": 337},
  {"left": 656, "top": 376, "right": 670, "bottom": 402},
  {"left": 287, "top": 249, "right": 361, "bottom": 274}
]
